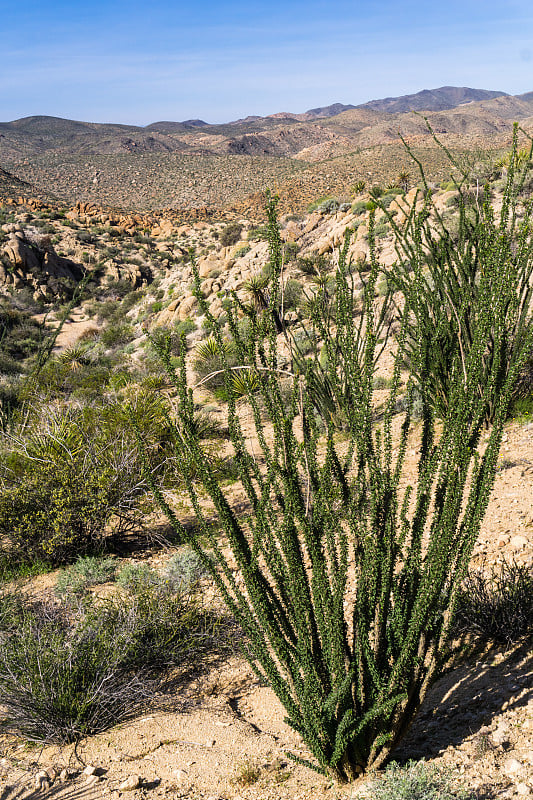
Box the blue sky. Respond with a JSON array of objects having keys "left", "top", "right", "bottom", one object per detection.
[{"left": 1, "top": 0, "right": 533, "bottom": 125}]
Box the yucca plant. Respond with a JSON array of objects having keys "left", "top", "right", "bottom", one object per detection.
[{"left": 136, "top": 164, "right": 532, "bottom": 782}]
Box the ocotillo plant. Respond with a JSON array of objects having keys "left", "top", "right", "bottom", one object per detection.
[
  {"left": 138, "top": 177, "right": 532, "bottom": 781},
  {"left": 383, "top": 123, "right": 533, "bottom": 422}
]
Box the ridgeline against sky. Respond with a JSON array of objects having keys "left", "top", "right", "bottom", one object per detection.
[{"left": 2, "top": 0, "right": 533, "bottom": 125}]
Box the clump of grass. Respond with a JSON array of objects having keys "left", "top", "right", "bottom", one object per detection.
[
  {"left": 362, "top": 760, "right": 474, "bottom": 800},
  {"left": 232, "top": 758, "right": 261, "bottom": 788},
  {"left": 453, "top": 559, "right": 533, "bottom": 643}
]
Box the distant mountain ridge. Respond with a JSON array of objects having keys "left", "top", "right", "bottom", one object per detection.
[
  {"left": 2, "top": 86, "right": 533, "bottom": 211},
  {"left": 357, "top": 86, "right": 508, "bottom": 114}
]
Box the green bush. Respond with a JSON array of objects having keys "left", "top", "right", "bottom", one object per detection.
[
  {"left": 100, "top": 323, "right": 135, "bottom": 348},
  {"left": 138, "top": 181, "right": 532, "bottom": 781},
  {"left": 247, "top": 224, "right": 269, "bottom": 241},
  {"left": 308, "top": 197, "right": 339, "bottom": 214},
  {"left": 0, "top": 392, "right": 174, "bottom": 565},
  {"left": 163, "top": 548, "right": 207, "bottom": 592},
  {"left": 95, "top": 299, "right": 120, "bottom": 322},
  {"left": 351, "top": 200, "right": 368, "bottom": 215},
  {"left": 297, "top": 253, "right": 332, "bottom": 276},
  {"left": 193, "top": 337, "right": 240, "bottom": 390},
  {"left": 175, "top": 317, "right": 196, "bottom": 338},
  {"left": 116, "top": 562, "right": 160, "bottom": 593},
  {"left": 281, "top": 278, "right": 303, "bottom": 310},
  {"left": 0, "top": 462, "right": 113, "bottom": 563},
  {"left": 220, "top": 223, "right": 243, "bottom": 247},
  {"left": 283, "top": 241, "right": 299, "bottom": 262},
  {"left": 233, "top": 244, "right": 251, "bottom": 259},
  {"left": 0, "top": 305, "right": 51, "bottom": 370}
]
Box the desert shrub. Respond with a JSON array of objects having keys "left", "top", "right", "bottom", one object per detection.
[
  {"left": 318, "top": 198, "right": 339, "bottom": 213},
  {"left": 163, "top": 548, "right": 207, "bottom": 592},
  {"left": 220, "top": 223, "right": 243, "bottom": 247},
  {"left": 374, "top": 221, "right": 390, "bottom": 238},
  {"left": 448, "top": 185, "right": 492, "bottom": 208},
  {"left": 281, "top": 278, "right": 302, "bottom": 310},
  {"left": 308, "top": 196, "right": 339, "bottom": 214},
  {"left": 120, "top": 288, "right": 145, "bottom": 312},
  {"left": 100, "top": 323, "right": 135, "bottom": 348},
  {"left": 137, "top": 182, "right": 532, "bottom": 781},
  {"left": 453, "top": 560, "right": 533, "bottom": 643},
  {"left": 369, "top": 185, "right": 384, "bottom": 199},
  {"left": 116, "top": 562, "right": 160, "bottom": 593},
  {"left": 0, "top": 382, "right": 24, "bottom": 431},
  {"left": 30, "top": 344, "right": 114, "bottom": 400},
  {"left": 0, "top": 306, "right": 51, "bottom": 369},
  {"left": 188, "top": 408, "right": 224, "bottom": 439},
  {"left": 297, "top": 253, "right": 332, "bottom": 276},
  {"left": 233, "top": 244, "right": 251, "bottom": 258},
  {"left": 0, "top": 584, "right": 215, "bottom": 744},
  {"left": 193, "top": 337, "right": 240, "bottom": 390},
  {"left": 0, "top": 461, "right": 114, "bottom": 564},
  {"left": 247, "top": 224, "right": 269, "bottom": 241},
  {"left": 351, "top": 200, "right": 368, "bottom": 215},
  {"left": 94, "top": 299, "right": 121, "bottom": 322},
  {"left": 55, "top": 555, "right": 117, "bottom": 598},
  {"left": 283, "top": 241, "right": 299, "bottom": 262},
  {"left": 351, "top": 180, "right": 366, "bottom": 194},
  {"left": 147, "top": 326, "right": 186, "bottom": 359},
  {"left": 373, "top": 375, "right": 393, "bottom": 390},
  {"left": 77, "top": 230, "right": 96, "bottom": 244},
  {"left": 174, "top": 317, "right": 196, "bottom": 338},
  {"left": 0, "top": 392, "right": 173, "bottom": 565},
  {"left": 362, "top": 760, "right": 474, "bottom": 800}
]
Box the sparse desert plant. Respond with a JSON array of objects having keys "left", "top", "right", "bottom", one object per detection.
[
  {"left": 164, "top": 548, "right": 207, "bottom": 592},
  {"left": 283, "top": 241, "right": 299, "bottom": 262},
  {"left": 297, "top": 253, "right": 332, "bottom": 276},
  {"left": 116, "top": 562, "right": 161, "bottom": 594},
  {"left": 233, "top": 244, "right": 251, "bottom": 259},
  {"left": 247, "top": 224, "right": 270, "bottom": 241},
  {"left": 0, "top": 582, "right": 217, "bottom": 744},
  {"left": 351, "top": 180, "right": 366, "bottom": 195},
  {"left": 136, "top": 182, "right": 532, "bottom": 781},
  {"left": 453, "top": 559, "right": 533, "bottom": 643},
  {"left": 231, "top": 758, "right": 261, "bottom": 787},
  {"left": 351, "top": 200, "right": 368, "bottom": 215},
  {"left": 55, "top": 555, "right": 117, "bottom": 598},
  {"left": 361, "top": 760, "right": 474, "bottom": 800}
]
